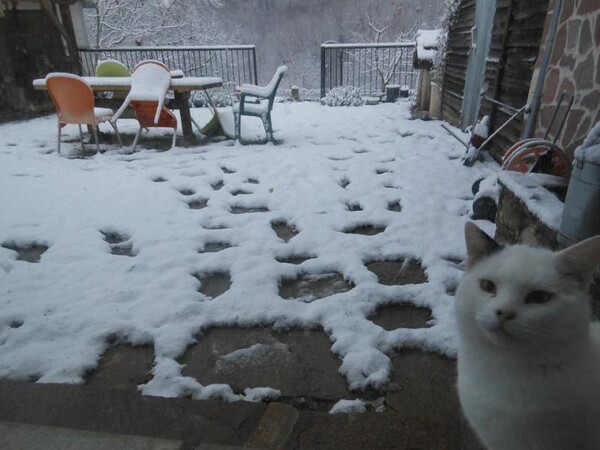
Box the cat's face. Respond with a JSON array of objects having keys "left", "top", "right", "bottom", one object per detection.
[
  {"left": 456, "top": 223, "right": 600, "bottom": 351},
  {"left": 456, "top": 245, "right": 590, "bottom": 347}
]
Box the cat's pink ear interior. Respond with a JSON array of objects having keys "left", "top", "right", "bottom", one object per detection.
[
  {"left": 556, "top": 235, "right": 600, "bottom": 287},
  {"left": 465, "top": 222, "right": 501, "bottom": 269}
]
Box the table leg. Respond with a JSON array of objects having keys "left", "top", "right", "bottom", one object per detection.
[{"left": 174, "top": 91, "right": 196, "bottom": 146}]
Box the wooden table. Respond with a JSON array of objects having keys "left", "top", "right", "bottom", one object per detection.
[{"left": 33, "top": 76, "right": 223, "bottom": 144}]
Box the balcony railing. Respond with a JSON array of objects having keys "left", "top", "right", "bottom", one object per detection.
[
  {"left": 320, "top": 42, "right": 417, "bottom": 97},
  {"left": 78, "top": 45, "right": 258, "bottom": 87}
]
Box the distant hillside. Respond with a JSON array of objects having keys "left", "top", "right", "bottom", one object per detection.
[
  {"left": 84, "top": 0, "right": 445, "bottom": 89},
  {"left": 216, "top": 0, "right": 446, "bottom": 87}
]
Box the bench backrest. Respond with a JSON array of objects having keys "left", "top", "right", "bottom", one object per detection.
[{"left": 266, "top": 65, "right": 287, "bottom": 111}]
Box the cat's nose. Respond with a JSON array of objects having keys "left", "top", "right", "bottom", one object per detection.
[{"left": 495, "top": 309, "right": 516, "bottom": 323}]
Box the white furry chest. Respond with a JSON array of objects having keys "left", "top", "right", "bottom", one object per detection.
[{"left": 457, "top": 346, "right": 600, "bottom": 450}]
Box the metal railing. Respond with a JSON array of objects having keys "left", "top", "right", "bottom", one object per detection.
[
  {"left": 320, "top": 43, "right": 417, "bottom": 97},
  {"left": 78, "top": 45, "right": 258, "bottom": 87}
]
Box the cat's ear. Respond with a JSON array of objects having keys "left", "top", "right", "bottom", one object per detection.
[
  {"left": 465, "top": 222, "right": 502, "bottom": 269},
  {"left": 556, "top": 235, "right": 600, "bottom": 288}
]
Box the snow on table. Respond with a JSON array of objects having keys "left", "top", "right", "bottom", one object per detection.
[
  {"left": 0, "top": 102, "right": 495, "bottom": 399},
  {"left": 33, "top": 76, "right": 223, "bottom": 91}
]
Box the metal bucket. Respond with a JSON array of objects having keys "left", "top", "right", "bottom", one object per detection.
[{"left": 558, "top": 157, "right": 600, "bottom": 247}]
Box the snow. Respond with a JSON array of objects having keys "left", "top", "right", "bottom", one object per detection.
[
  {"left": 329, "top": 398, "right": 367, "bottom": 414},
  {"left": 321, "top": 87, "right": 365, "bottom": 107},
  {"left": 243, "top": 387, "right": 281, "bottom": 403},
  {"left": 321, "top": 42, "right": 416, "bottom": 49},
  {"left": 574, "top": 121, "right": 600, "bottom": 164},
  {"left": 417, "top": 30, "right": 441, "bottom": 49},
  {"left": 0, "top": 102, "right": 496, "bottom": 399},
  {"left": 498, "top": 172, "right": 566, "bottom": 229},
  {"left": 474, "top": 174, "right": 500, "bottom": 203},
  {"left": 416, "top": 29, "right": 441, "bottom": 63},
  {"left": 34, "top": 76, "right": 223, "bottom": 91},
  {"left": 240, "top": 66, "right": 287, "bottom": 98},
  {"left": 105, "top": 45, "right": 257, "bottom": 51}
]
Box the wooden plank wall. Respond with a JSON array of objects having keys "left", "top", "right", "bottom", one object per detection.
[
  {"left": 481, "top": 0, "right": 549, "bottom": 160},
  {"left": 441, "top": 0, "right": 476, "bottom": 127},
  {"left": 0, "top": 5, "right": 75, "bottom": 122},
  {"left": 441, "top": 0, "right": 549, "bottom": 161}
]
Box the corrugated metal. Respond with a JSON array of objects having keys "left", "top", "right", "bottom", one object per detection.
[
  {"left": 441, "top": 0, "right": 476, "bottom": 127},
  {"left": 481, "top": 0, "right": 549, "bottom": 160},
  {"left": 442, "top": 0, "right": 549, "bottom": 161}
]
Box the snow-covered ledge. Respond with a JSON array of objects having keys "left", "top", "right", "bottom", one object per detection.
[{"left": 495, "top": 172, "right": 567, "bottom": 250}]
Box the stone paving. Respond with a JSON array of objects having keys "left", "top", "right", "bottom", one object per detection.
[
  {"left": 72, "top": 260, "right": 482, "bottom": 449},
  {"left": 0, "top": 255, "right": 485, "bottom": 449},
  {"left": 0, "top": 113, "right": 486, "bottom": 448}
]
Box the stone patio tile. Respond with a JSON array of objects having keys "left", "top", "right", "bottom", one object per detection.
[
  {"left": 366, "top": 259, "right": 427, "bottom": 285},
  {"left": 1, "top": 243, "right": 49, "bottom": 263},
  {"left": 182, "top": 328, "right": 350, "bottom": 403},
  {"left": 0, "top": 381, "right": 265, "bottom": 450},
  {"left": 370, "top": 304, "right": 432, "bottom": 330},
  {"left": 279, "top": 273, "right": 354, "bottom": 302},
  {"left": 286, "top": 410, "right": 451, "bottom": 450},
  {"left": 86, "top": 345, "right": 154, "bottom": 391},
  {"left": 0, "top": 421, "right": 182, "bottom": 450},
  {"left": 386, "top": 350, "right": 484, "bottom": 450}
]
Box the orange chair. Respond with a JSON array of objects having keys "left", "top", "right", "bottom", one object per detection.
[
  {"left": 112, "top": 60, "right": 178, "bottom": 151},
  {"left": 45, "top": 73, "right": 122, "bottom": 155}
]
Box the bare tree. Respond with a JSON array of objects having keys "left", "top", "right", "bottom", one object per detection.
[
  {"left": 336, "top": 0, "right": 418, "bottom": 95},
  {"left": 83, "top": 0, "right": 237, "bottom": 48}
]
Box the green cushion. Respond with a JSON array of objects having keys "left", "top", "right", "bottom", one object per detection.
[{"left": 96, "top": 60, "right": 130, "bottom": 77}]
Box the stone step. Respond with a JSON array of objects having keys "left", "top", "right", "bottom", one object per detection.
[
  {"left": 0, "top": 380, "right": 482, "bottom": 449},
  {"left": 245, "top": 402, "right": 299, "bottom": 449},
  {"left": 0, "top": 381, "right": 265, "bottom": 450},
  {"left": 288, "top": 410, "right": 453, "bottom": 450},
  {"left": 0, "top": 421, "right": 183, "bottom": 450}
]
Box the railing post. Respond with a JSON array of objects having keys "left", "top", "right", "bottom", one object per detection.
[
  {"left": 339, "top": 49, "right": 343, "bottom": 89},
  {"left": 252, "top": 47, "right": 258, "bottom": 85},
  {"left": 320, "top": 46, "right": 326, "bottom": 98}
]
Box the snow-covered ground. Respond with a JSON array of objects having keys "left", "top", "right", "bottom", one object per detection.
[{"left": 0, "top": 102, "right": 496, "bottom": 400}]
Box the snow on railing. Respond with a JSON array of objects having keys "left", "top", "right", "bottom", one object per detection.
[{"left": 78, "top": 45, "right": 258, "bottom": 87}]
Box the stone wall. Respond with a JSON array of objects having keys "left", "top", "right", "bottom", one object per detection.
[
  {"left": 534, "top": 0, "right": 600, "bottom": 159},
  {"left": 495, "top": 181, "right": 560, "bottom": 250},
  {"left": 495, "top": 178, "right": 600, "bottom": 318}
]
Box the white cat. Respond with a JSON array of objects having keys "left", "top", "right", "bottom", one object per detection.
[{"left": 455, "top": 222, "right": 600, "bottom": 450}]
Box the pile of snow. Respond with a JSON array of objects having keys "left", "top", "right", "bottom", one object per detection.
[
  {"left": 415, "top": 29, "right": 442, "bottom": 64},
  {"left": 191, "top": 89, "right": 233, "bottom": 108},
  {"left": 0, "top": 102, "right": 496, "bottom": 399},
  {"left": 498, "top": 172, "right": 565, "bottom": 229},
  {"left": 574, "top": 121, "right": 600, "bottom": 164},
  {"left": 321, "top": 87, "right": 365, "bottom": 107},
  {"left": 329, "top": 398, "right": 367, "bottom": 414}
]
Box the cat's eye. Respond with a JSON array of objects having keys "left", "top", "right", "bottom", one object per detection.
[
  {"left": 479, "top": 279, "right": 496, "bottom": 295},
  {"left": 525, "top": 290, "right": 552, "bottom": 304}
]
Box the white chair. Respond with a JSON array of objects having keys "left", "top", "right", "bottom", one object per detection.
[
  {"left": 112, "top": 60, "right": 177, "bottom": 150},
  {"left": 233, "top": 65, "right": 287, "bottom": 143}
]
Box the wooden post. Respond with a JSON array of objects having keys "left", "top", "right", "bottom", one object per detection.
[
  {"left": 320, "top": 46, "right": 326, "bottom": 98},
  {"left": 175, "top": 91, "right": 196, "bottom": 146}
]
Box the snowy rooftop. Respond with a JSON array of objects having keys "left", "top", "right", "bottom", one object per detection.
[
  {"left": 0, "top": 102, "right": 497, "bottom": 401},
  {"left": 415, "top": 29, "right": 442, "bottom": 65}
]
